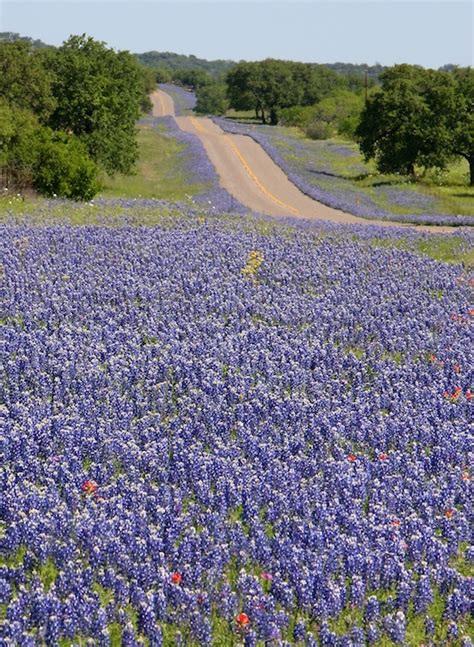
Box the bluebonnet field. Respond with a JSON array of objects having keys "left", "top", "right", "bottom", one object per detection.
[
  {"left": 1, "top": 199, "right": 473, "bottom": 646},
  {"left": 212, "top": 118, "right": 473, "bottom": 228}
]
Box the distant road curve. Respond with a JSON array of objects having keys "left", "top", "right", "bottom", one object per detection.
[{"left": 151, "top": 89, "right": 452, "bottom": 231}]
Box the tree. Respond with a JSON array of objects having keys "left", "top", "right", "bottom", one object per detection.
[
  {"left": 195, "top": 84, "right": 229, "bottom": 115},
  {"left": 0, "top": 41, "right": 56, "bottom": 121},
  {"left": 356, "top": 65, "right": 456, "bottom": 176},
  {"left": 225, "top": 62, "right": 261, "bottom": 117},
  {"left": 0, "top": 99, "right": 41, "bottom": 188},
  {"left": 450, "top": 67, "right": 474, "bottom": 185},
  {"left": 171, "top": 68, "right": 212, "bottom": 89},
  {"left": 0, "top": 99, "right": 99, "bottom": 198},
  {"left": 46, "top": 35, "right": 145, "bottom": 175},
  {"left": 226, "top": 60, "right": 301, "bottom": 124}
]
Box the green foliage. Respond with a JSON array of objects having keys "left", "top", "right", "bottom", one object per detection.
[
  {"left": 171, "top": 68, "right": 212, "bottom": 89},
  {"left": 0, "top": 100, "right": 41, "bottom": 188},
  {"left": 33, "top": 130, "right": 99, "bottom": 200},
  {"left": 226, "top": 59, "right": 344, "bottom": 124},
  {"left": 154, "top": 67, "right": 172, "bottom": 83},
  {"left": 309, "top": 90, "right": 364, "bottom": 140},
  {"left": 278, "top": 105, "right": 316, "bottom": 128},
  {"left": 136, "top": 50, "right": 234, "bottom": 79},
  {"left": 356, "top": 64, "right": 471, "bottom": 181},
  {"left": 46, "top": 35, "right": 144, "bottom": 175},
  {"left": 195, "top": 83, "right": 229, "bottom": 115},
  {"left": 0, "top": 40, "right": 56, "bottom": 121},
  {"left": 449, "top": 67, "right": 474, "bottom": 185},
  {"left": 305, "top": 121, "right": 334, "bottom": 140}
]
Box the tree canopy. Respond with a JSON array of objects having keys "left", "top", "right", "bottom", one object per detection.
[
  {"left": 225, "top": 59, "right": 345, "bottom": 124},
  {"left": 45, "top": 35, "right": 146, "bottom": 175},
  {"left": 0, "top": 34, "right": 153, "bottom": 198},
  {"left": 0, "top": 41, "right": 56, "bottom": 121},
  {"left": 356, "top": 64, "right": 473, "bottom": 183}
]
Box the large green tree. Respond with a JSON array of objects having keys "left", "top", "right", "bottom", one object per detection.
[
  {"left": 0, "top": 41, "right": 56, "bottom": 121},
  {"left": 46, "top": 35, "right": 145, "bottom": 175},
  {"left": 226, "top": 59, "right": 296, "bottom": 124},
  {"left": 356, "top": 65, "right": 457, "bottom": 176},
  {"left": 225, "top": 59, "right": 344, "bottom": 125},
  {"left": 450, "top": 67, "right": 474, "bottom": 185}
]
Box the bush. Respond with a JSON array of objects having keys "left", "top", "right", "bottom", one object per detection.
[
  {"left": 0, "top": 100, "right": 42, "bottom": 188},
  {"left": 195, "top": 84, "right": 229, "bottom": 115},
  {"left": 278, "top": 105, "right": 315, "bottom": 128},
  {"left": 313, "top": 90, "right": 364, "bottom": 140},
  {"left": 304, "top": 121, "right": 334, "bottom": 140},
  {"left": 34, "top": 131, "right": 99, "bottom": 200}
]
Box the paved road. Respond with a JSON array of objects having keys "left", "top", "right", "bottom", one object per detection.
[{"left": 151, "top": 89, "right": 451, "bottom": 231}]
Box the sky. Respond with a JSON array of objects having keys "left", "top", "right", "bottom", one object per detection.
[{"left": 1, "top": 0, "right": 472, "bottom": 67}]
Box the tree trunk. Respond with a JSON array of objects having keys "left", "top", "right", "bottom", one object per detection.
[
  {"left": 269, "top": 108, "right": 278, "bottom": 125},
  {"left": 261, "top": 109, "right": 266, "bottom": 124},
  {"left": 255, "top": 107, "right": 259, "bottom": 120},
  {"left": 406, "top": 162, "right": 415, "bottom": 177},
  {"left": 469, "top": 157, "right": 474, "bottom": 186}
]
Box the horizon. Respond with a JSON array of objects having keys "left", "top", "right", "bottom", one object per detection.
[{"left": 1, "top": 1, "right": 472, "bottom": 68}]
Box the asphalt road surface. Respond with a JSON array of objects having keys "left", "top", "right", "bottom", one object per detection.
[{"left": 151, "top": 89, "right": 452, "bottom": 231}]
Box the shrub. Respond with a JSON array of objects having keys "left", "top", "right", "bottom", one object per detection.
[
  {"left": 34, "top": 131, "right": 99, "bottom": 200},
  {"left": 304, "top": 121, "right": 334, "bottom": 140},
  {"left": 195, "top": 84, "right": 229, "bottom": 115},
  {"left": 278, "top": 105, "right": 316, "bottom": 128}
]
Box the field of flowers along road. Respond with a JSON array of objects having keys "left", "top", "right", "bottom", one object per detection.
[
  {"left": 1, "top": 206, "right": 473, "bottom": 646},
  {"left": 212, "top": 118, "right": 473, "bottom": 227}
]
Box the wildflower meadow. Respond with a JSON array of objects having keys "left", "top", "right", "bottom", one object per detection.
[{"left": 1, "top": 206, "right": 473, "bottom": 645}]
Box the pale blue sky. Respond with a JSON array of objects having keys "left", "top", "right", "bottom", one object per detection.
[{"left": 1, "top": 1, "right": 472, "bottom": 67}]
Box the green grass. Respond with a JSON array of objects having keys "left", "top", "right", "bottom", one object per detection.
[
  {"left": 264, "top": 125, "right": 474, "bottom": 219},
  {"left": 360, "top": 235, "right": 473, "bottom": 267},
  {"left": 2, "top": 543, "right": 472, "bottom": 644},
  {"left": 99, "top": 123, "right": 206, "bottom": 200}
]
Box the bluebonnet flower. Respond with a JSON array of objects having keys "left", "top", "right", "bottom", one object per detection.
[{"left": 1, "top": 214, "right": 472, "bottom": 643}]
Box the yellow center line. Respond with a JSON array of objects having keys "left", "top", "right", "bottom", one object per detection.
[
  {"left": 190, "top": 117, "right": 300, "bottom": 215},
  {"left": 190, "top": 117, "right": 207, "bottom": 134},
  {"left": 155, "top": 91, "right": 165, "bottom": 116},
  {"left": 226, "top": 138, "right": 300, "bottom": 215}
]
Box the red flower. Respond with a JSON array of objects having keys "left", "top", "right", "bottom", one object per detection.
[
  {"left": 462, "top": 471, "right": 470, "bottom": 481},
  {"left": 390, "top": 519, "right": 401, "bottom": 528},
  {"left": 444, "top": 387, "right": 463, "bottom": 402},
  {"left": 236, "top": 612, "right": 250, "bottom": 628},
  {"left": 260, "top": 572, "right": 273, "bottom": 581},
  {"left": 466, "top": 390, "right": 473, "bottom": 400},
  {"left": 444, "top": 509, "right": 455, "bottom": 519},
  {"left": 347, "top": 453, "right": 357, "bottom": 463},
  {"left": 379, "top": 452, "right": 389, "bottom": 461},
  {"left": 453, "top": 363, "right": 461, "bottom": 373},
  {"left": 81, "top": 480, "right": 98, "bottom": 495},
  {"left": 171, "top": 572, "right": 182, "bottom": 585}
]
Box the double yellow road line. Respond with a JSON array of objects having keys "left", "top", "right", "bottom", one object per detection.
[{"left": 190, "top": 118, "right": 300, "bottom": 216}]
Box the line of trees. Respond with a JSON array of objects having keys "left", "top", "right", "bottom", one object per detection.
[
  {"left": 0, "top": 35, "right": 154, "bottom": 199},
  {"left": 223, "top": 60, "right": 358, "bottom": 124},
  {"left": 193, "top": 58, "right": 472, "bottom": 186}
]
